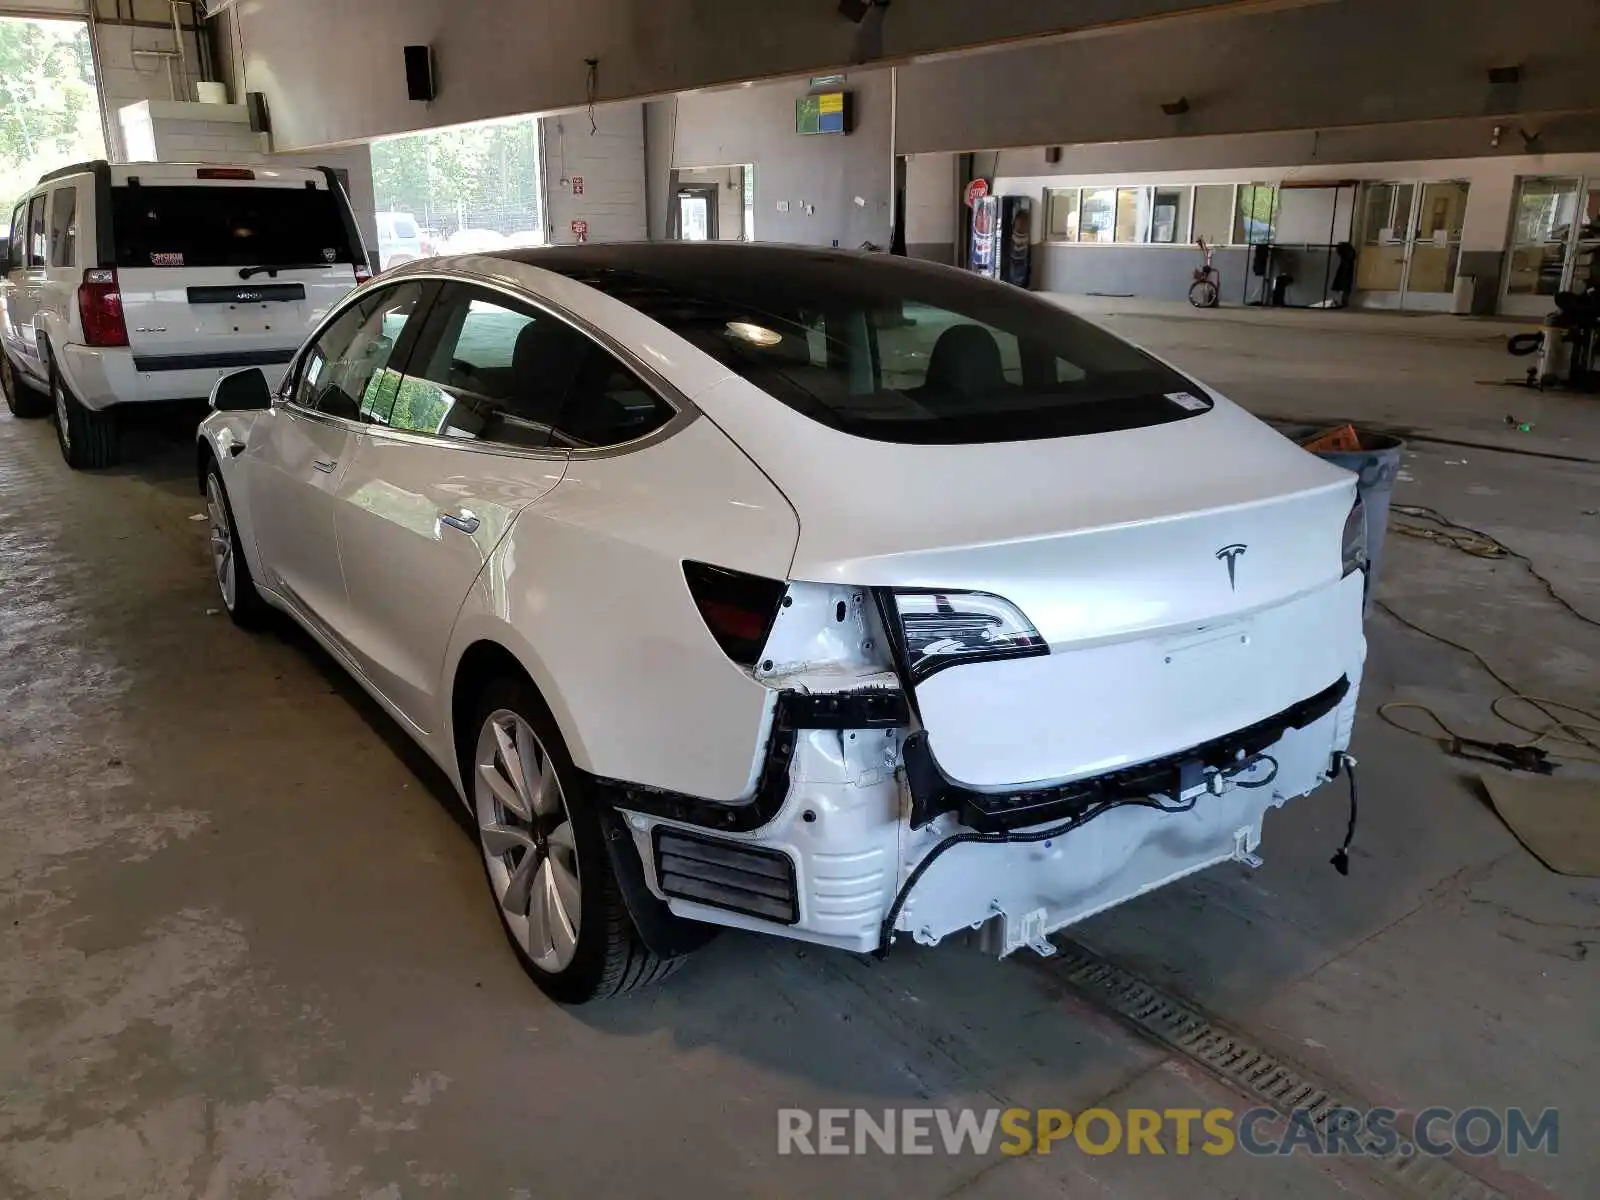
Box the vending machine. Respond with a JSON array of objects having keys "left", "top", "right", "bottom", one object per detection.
[
  {"left": 970, "top": 194, "right": 1033, "bottom": 286},
  {"left": 969, "top": 194, "right": 999, "bottom": 278},
  {"left": 998, "top": 195, "right": 1033, "bottom": 288}
]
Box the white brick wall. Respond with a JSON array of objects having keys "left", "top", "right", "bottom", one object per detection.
[
  {"left": 94, "top": 21, "right": 206, "bottom": 162},
  {"left": 541, "top": 103, "right": 647, "bottom": 245},
  {"left": 115, "top": 102, "right": 269, "bottom": 165}
]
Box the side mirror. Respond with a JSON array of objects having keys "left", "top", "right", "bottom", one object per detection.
[{"left": 211, "top": 367, "right": 273, "bottom": 412}]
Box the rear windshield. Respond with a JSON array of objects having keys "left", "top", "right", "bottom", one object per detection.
[
  {"left": 549, "top": 254, "right": 1207, "bottom": 444},
  {"left": 110, "top": 185, "right": 355, "bottom": 269}
]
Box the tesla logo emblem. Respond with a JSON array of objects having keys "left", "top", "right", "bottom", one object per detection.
[{"left": 1216, "top": 544, "right": 1248, "bottom": 591}]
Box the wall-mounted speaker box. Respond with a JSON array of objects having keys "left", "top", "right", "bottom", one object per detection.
[
  {"left": 1044, "top": 146, "right": 1062, "bottom": 165},
  {"left": 404, "top": 45, "right": 436, "bottom": 102},
  {"left": 246, "top": 91, "right": 270, "bottom": 133}
]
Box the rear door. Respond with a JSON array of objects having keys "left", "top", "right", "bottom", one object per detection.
[
  {"left": 0, "top": 198, "right": 31, "bottom": 373},
  {"left": 109, "top": 172, "right": 363, "bottom": 377},
  {"left": 332, "top": 282, "right": 584, "bottom": 732}
]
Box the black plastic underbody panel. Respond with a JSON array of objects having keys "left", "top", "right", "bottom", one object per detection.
[
  {"left": 905, "top": 675, "right": 1351, "bottom": 834},
  {"left": 586, "top": 687, "right": 910, "bottom": 833}
]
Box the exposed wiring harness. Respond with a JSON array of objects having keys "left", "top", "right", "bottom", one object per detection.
[
  {"left": 1377, "top": 504, "right": 1600, "bottom": 770},
  {"left": 875, "top": 753, "right": 1279, "bottom": 958}
]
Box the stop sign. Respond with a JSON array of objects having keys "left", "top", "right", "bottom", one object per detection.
[{"left": 965, "top": 178, "right": 990, "bottom": 208}]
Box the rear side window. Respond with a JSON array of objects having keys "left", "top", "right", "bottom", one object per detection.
[
  {"left": 110, "top": 185, "right": 356, "bottom": 269},
  {"left": 553, "top": 255, "right": 1204, "bottom": 444},
  {"left": 7, "top": 203, "right": 25, "bottom": 271},
  {"left": 382, "top": 284, "right": 673, "bottom": 450},
  {"left": 393, "top": 216, "right": 418, "bottom": 239},
  {"left": 49, "top": 187, "right": 77, "bottom": 267},
  {"left": 27, "top": 195, "right": 48, "bottom": 266}
]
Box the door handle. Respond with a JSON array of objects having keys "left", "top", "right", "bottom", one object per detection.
[
  {"left": 312, "top": 459, "right": 337, "bottom": 473},
  {"left": 440, "top": 511, "right": 480, "bottom": 535}
]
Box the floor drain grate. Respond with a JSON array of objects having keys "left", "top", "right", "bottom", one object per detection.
[{"left": 1048, "top": 940, "right": 1507, "bottom": 1200}]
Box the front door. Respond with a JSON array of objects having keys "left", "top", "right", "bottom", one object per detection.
[
  {"left": 1354, "top": 180, "right": 1468, "bottom": 311},
  {"left": 9, "top": 195, "right": 49, "bottom": 385},
  {"left": 246, "top": 280, "right": 431, "bottom": 644},
  {"left": 1502, "top": 177, "right": 1599, "bottom": 318},
  {"left": 672, "top": 186, "right": 718, "bottom": 241},
  {"left": 333, "top": 283, "right": 573, "bottom": 731}
]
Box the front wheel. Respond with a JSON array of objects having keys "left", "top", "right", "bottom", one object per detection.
[
  {"left": 204, "top": 461, "right": 270, "bottom": 628},
  {"left": 53, "top": 363, "right": 118, "bottom": 469},
  {"left": 469, "top": 679, "right": 687, "bottom": 1003},
  {"left": 1189, "top": 277, "right": 1220, "bottom": 309},
  {"left": 1, "top": 351, "right": 49, "bottom": 418}
]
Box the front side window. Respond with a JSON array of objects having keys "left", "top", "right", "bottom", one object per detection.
[
  {"left": 27, "top": 195, "right": 48, "bottom": 266},
  {"left": 292, "top": 283, "right": 427, "bottom": 420},
  {"left": 49, "top": 187, "right": 77, "bottom": 267},
  {"left": 552, "top": 253, "right": 1202, "bottom": 445},
  {"left": 110, "top": 184, "right": 357, "bottom": 269}
]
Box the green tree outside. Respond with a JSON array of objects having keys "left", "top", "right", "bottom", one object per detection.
[{"left": 0, "top": 17, "right": 106, "bottom": 218}]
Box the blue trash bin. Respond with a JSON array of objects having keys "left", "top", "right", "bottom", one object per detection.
[{"left": 1269, "top": 425, "right": 1404, "bottom": 613}]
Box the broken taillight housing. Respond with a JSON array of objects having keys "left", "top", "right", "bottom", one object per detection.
[
  {"left": 1341, "top": 496, "right": 1367, "bottom": 578},
  {"left": 683, "top": 561, "right": 787, "bottom": 668},
  {"left": 892, "top": 591, "right": 1047, "bottom": 682}
]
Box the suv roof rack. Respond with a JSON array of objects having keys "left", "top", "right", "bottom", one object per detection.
[{"left": 36, "top": 159, "right": 109, "bottom": 186}]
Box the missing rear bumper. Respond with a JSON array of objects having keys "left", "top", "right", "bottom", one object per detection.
[{"left": 904, "top": 675, "right": 1351, "bottom": 833}]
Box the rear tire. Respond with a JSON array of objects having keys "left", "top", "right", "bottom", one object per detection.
[
  {"left": 466, "top": 677, "right": 688, "bottom": 1003},
  {"left": 52, "top": 360, "right": 118, "bottom": 469},
  {"left": 1, "top": 351, "right": 49, "bottom": 419}
]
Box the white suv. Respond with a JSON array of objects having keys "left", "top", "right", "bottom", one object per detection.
[{"left": 1, "top": 160, "right": 371, "bottom": 468}]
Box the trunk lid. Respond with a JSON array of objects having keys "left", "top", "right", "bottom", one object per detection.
[
  {"left": 693, "top": 376, "right": 1364, "bottom": 789},
  {"left": 107, "top": 170, "right": 363, "bottom": 361}
]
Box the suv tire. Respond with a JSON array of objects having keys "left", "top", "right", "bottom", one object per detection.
[
  {"left": 52, "top": 360, "right": 118, "bottom": 469},
  {"left": 1, "top": 351, "right": 49, "bottom": 419},
  {"left": 466, "top": 677, "right": 689, "bottom": 1003}
]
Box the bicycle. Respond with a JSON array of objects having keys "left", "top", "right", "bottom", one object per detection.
[{"left": 1189, "top": 237, "right": 1220, "bottom": 308}]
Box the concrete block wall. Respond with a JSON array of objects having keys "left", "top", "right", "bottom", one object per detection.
[
  {"left": 904, "top": 152, "right": 958, "bottom": 264},
  {"left": 541, "top": 104, "right": 648, "bottom": 245},
  {"left": 92, "top": 15, "right": 206, "bottom": 162},
  {"left": 116, "top": 102, "right": 268, "bottom": 164}
]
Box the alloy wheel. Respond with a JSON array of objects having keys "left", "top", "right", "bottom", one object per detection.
[
  {"left": 473, "top": 710, "right": 582, "bottom": 973},
  {"left": 205, "top": 476, "right": 237, "bottom": 610}
]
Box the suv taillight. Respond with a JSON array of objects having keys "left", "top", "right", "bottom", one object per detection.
[
  {"left": 683, "top": 561, "right": 787, "bottom": 668},
  {"left": 354, "top": 263, "right": 373, "bottom": 284},
  {"left": 78, "top": 269, "right": 129, "bottom": 348}
]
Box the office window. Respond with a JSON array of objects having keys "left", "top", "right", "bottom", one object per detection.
[
  {"left": 1113, "top": 187, "right": 1149, "bottom": 243},
  {"left": 1233, "top": 184, "right": 1278, "bottom": 244},
  {"left": 1192, "top": 185, "right": 1233, "bottom": 245},
  {"left": 1079, "top": 188, "right": 1115, "bottom": 243},
  {"left": 1150, "top": 187, "right": 1190, "bottom": 244},
  {"left": 1045, "top": 188, "right": 1080, "bottom": 241}
]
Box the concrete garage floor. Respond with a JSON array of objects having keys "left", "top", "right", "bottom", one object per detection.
[{"left": 3, "top": 309, "right": 1599, "bottom": 1199}]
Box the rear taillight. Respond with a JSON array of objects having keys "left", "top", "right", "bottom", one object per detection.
[
  {"left": 891, "top": 591, "right": 1047, "bottom": 681},
  {"left": 354, "top": 263, "right": 373, "bottom": 284},
  {"left": 78, "top": 269, "right": 129, "bottom": 348},
  {"left": 684, "top": 561, "right": 787, "bottom": 668}
]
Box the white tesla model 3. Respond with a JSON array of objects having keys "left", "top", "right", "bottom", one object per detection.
[{"left": 197, "top": 244, "right": 1366, "bottom": 1003}]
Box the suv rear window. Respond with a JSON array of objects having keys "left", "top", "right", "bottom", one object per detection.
[
  {"left": 110, "top": 185, "right": 356, "bottom": 269},
  {"left": 548, "top": 252, "right": 1206, "bottom": 444}
]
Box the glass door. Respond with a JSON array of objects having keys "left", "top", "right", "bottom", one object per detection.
[
  {"left": 1502, "top": 177, "right": 1581, "bottom": 317},
  {"left": 1570, "top": 183, "right": 1600, "bottom": 293},
  {"left": 1405, "top": 181, "right": 1469, "bottom": 303},
  {"left": 1354, "top": 181, "right": 1469, "bottom": 309},
  {"left": 1354, "top": 182, "right": 1413, "bottom": 307}
]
